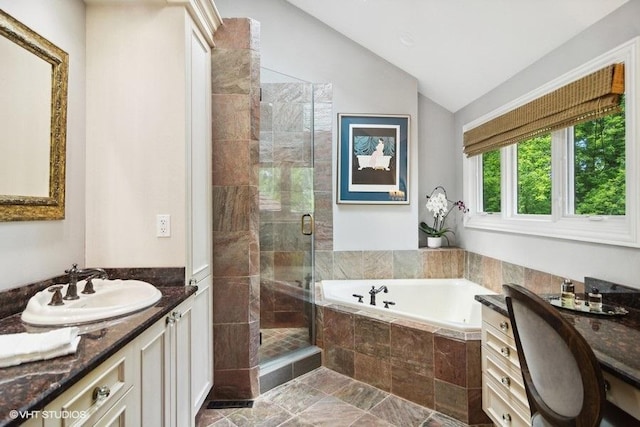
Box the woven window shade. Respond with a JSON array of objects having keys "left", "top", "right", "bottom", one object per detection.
[{"left": 463, "top": 63, "right": 625, "bottom": 157}]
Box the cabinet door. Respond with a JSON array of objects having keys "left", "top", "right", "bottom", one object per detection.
[
  {"left": 185, "top": 13, "right": 214, "bottom": 418},
  {"left": 137, "top": 297, "right": 194, "bottom": 427},
  {"left": 191, "top": 276, "right": 213, "bottom": 413},
  {"left": 173, "top": 299, "right": 193, "bottom": 427},
  {"left": 138, "top": 319, "right": 171, "bottom": 426},
  {"left": 186, "top": 13, "right": 212, "bottom": 286}
]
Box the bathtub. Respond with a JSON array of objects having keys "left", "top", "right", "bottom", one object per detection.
[
  {"left": 320, "top": 278, "right": 496, "bottom": 332},
  {"left": 356, "top": 155, "right": 391, "bottom": 170}
]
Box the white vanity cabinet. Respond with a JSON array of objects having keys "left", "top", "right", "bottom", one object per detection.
[
  {"left": 480, "top": 306, "right": 531, "bottom": 427},
  {"left": 33, "top": 294, "right": 196, "bottom": 427},
  {"left": 137, "top": 296, "right": 194, "bottom": 427}
]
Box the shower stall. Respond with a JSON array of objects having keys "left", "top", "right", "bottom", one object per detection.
[{"left": 258, "top": 68, "right": 316, "bottom": 367}]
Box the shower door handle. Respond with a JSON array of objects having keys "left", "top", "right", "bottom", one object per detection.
[{"left": 301, "top": 213, "right": 314, "bottom": 236}]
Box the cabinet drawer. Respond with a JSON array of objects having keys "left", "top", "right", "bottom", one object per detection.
[
  {"left": 483, "top": 349, "right": 528, "bottom": 409},
  {"left": 483, "top": 322, "right": 520, "bottom": 369},
  {"left": 482, "top": 306, "right": 515, "bottom": 340},
  {"left": 603, "top": 371, "right": 640, "bottom": 421},
  {"left": 483, "top": 373, "right": 531, "bottom": 427},
  {"left": 92, "top": 386, "right": 135, "bottom": 427},
  {"left": 44, "top": 345, "right": 133, "bottom": 427}
]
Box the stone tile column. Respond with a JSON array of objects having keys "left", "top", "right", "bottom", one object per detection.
[{"left": 210, "top": 18, "right": 261, "bottom": 399}]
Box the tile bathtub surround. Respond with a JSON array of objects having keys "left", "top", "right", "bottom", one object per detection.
[
  {"left": 196, "top": 366, "right": 485, "bottom": 427},
  {"left": 315, "top": 248, "right": 465, "bottom": 282},
  {"left": 211, "top": 17, "right": 261, "bottom": 399},
  {"left": 316, "top": 248, "right": 600, "bottom": 296},
  {"left": 316, "top": 304, "right": 491, "bottom": 426},
  {"left": 464, "top": 251, "right": 585, "bottom": 294}
]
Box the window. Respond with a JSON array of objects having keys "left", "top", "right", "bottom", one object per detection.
[
  {"left": 481, "top": 150, "right": 501, "bottom": 213},
  {"left": 464, "top": 38, "right": 639, "bottom": 246},
  {"left": 517, "top": 134, "right": 552, "bottom": 215},
  {"left": 570, "top": 99, "right": 626, "bottom": 216}
]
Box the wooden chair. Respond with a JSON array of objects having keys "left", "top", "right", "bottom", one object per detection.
[{"left": 503, "top": 284, "right": 638, "bottom": 427}]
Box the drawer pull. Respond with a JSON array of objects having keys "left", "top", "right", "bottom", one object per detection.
[
  {"left": 499, "top": 321, "right": 509, "bottom": 332},
  {"left": 500, "top": 347, "right": 510, "bottom": 357},
  {"left": 502, "top": 413, "right": 512, "bottom": 423},
  {"left": 501, "top": 376, "right": 511, "bottom": 387},
  {"left": 172, "top": 310, "right": 182, "bottom": 319},
  {"left": 93, "top": 385, "right": 111, "bottom": 401}
]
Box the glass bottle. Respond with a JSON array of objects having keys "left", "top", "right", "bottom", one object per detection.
[
  {"left": 588, "top": 287, "right": 603, "bottom": 312},
  {"left": 561, "top": 279, "right": 575, "bottom": 309}
]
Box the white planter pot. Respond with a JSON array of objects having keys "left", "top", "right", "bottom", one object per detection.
[{"left": 427, "top": 236, "right": 442, "bottom": 248}]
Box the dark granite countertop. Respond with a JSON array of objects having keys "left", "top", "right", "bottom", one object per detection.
[
  {"left": 0, "top": 271, "right": 195, "bottom": 427},
  {"left": 476, "top": 287, "right": 640, "bottom": 390}
]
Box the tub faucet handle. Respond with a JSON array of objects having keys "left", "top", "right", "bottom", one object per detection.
[
  {"left": 383, "top": 301, "right": 396, "bottom": 309},
  {"left": 352, "top": 294, "right": 364, "bottom": 303}
]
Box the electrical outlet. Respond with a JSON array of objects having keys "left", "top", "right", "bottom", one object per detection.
[{"left": 157, "top": 214, "right": 171, "bottom": 237}]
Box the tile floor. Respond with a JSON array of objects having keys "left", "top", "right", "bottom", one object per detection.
[
  {"left": 259, "top": 327, "right": 312, "bottom": 363},
  {"left": 196, "top": 367, "right": 470, "bottom": 427}
]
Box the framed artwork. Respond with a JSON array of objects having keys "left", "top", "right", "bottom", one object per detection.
[{"left": 337, "top": 114, "right": 410, "bottom": 204}]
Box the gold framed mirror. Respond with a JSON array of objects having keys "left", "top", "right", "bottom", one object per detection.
[{"left": 0, "top": 9, "right": 68, "bottom": 221}]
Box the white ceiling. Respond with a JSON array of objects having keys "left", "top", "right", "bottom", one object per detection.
[{"left": 285, "top": 0, "right": 628, "bottom": 112}]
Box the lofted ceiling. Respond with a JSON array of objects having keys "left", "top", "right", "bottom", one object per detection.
[{"left": 285, "top": 0, "right": 629, "bottom": 112}]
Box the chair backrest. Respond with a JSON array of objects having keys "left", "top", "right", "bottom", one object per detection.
[{"left": 503, "top": 284, "right": 605, "bottom": 426}]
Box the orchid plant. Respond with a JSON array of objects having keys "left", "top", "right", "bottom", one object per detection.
[{"left": 419, "top": 186, "right": 468, "bottom": 245}]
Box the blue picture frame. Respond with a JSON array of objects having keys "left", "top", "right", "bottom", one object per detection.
[{"left": 337, "top": 114, "right": 410, "bottom": 204}]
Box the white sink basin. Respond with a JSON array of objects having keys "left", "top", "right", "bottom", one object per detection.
[{"left": 21, "top": 279, "right": 162, "bottom": 326}]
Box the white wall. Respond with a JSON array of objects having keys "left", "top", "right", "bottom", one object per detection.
[
  {"left": 215, "top": 0, "right": 421, "bottom": 250},
  {"left": 455, "top": 0, "right": 640, "bottom": 288},
  {"left": 417, "top": 94, "right": 457, "bottom": 247},
  {"left": 85, "top": 4, "right": 187, "bottom": 267},
  {"left": 0, "top": 0, "right": 86, "bottom": 290}
]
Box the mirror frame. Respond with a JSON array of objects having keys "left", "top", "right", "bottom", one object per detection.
[{"left": 0, "top": 9, "right": 68, "bottom": 221}]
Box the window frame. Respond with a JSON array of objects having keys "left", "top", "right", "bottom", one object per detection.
[{"left": 463, "top": 37, "right": 639, "bottom": 247}]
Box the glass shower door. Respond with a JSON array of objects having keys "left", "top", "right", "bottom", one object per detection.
[{"left": 258, "top": 68, "right": 314, "bottom": 364}]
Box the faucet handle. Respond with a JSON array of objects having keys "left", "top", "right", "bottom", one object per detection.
[
  {"left": 81, "top": 278, "right": 96, "bottom": 294},
  {"left": 48, "top": 286, "right": 65, "bottom": 306},
  {"left": 383, "top": 301, "right": 396, "bottom": 309},
  {"left": 65, "top": 263, "right": 79, "bottom": 274},
  {"left": 352, "top": 294, "right": 364, "bottom": 303}
]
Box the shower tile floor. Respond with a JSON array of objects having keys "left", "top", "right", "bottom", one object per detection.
[
  {"left": 259, "top": 327, "right": 311, "bottom": 363},
  {"left": 196, "top": 367, "right": 472, "bottom": 427}
]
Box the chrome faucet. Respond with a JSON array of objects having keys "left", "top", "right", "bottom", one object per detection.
[
  {"left": 63, "top": 263, "right": 108, "bottom": 300},
  {"left": 369, "top": 285, "right": 388, "bottom": 306}
]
